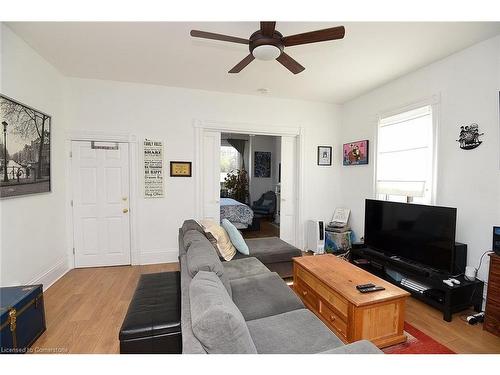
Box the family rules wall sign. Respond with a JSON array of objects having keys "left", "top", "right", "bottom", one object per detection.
[{"left": 143, "top": 139, "right": 164, "bottom": 198}]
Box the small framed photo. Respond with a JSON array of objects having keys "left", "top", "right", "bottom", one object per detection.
[
  {"left": 343, "top": 140, "right": 369, "bottom": 166},
  {"left": 317, "top": 146, "right": 332, "bottom": 166},
  {"left": 170, "top": 161, "right": 192, "bottom": 177}
]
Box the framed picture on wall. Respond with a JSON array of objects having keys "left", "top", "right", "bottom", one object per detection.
[
  {"left": 317, "top": 146, "right": 332, "bottom": 166},
  {"left": 343, "top": 140, "right": 369, "bottom": 166},
  {"left": 254, "top": 151, "right": 271, "bottom": 177},
  {"left": 0, "top": 94, "right": 51, "bottom": 199},
  {"left": 170, "top": 161, "right": 192, "bottom": 177}
]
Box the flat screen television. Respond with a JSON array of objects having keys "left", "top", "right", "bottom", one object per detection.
[{"left": 364, "top": 199, "right": 457, "bottom": 273}]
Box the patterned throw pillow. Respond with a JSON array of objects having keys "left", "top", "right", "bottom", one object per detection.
[{"left": 200, "top": 219, "right": 236, "bottom": 261}]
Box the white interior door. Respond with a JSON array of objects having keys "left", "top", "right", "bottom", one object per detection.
[
  {"left": 202, "top": 130, "right": 221, "bottom": 222},
  {"left": 280, "top": 135, "right": 298, "bottom": 246},
  {"left": 71, "top": 141, "right": 131, "bottom": 267}
]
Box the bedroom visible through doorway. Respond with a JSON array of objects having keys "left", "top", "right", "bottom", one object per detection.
[{"left": 220, "top": 133, "right": 281, "bottom": 239}]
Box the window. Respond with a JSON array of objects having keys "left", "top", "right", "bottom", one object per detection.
[
  {"left": 220, "top": 145, "right": 240, "bottom": 183},
  {"left": 376, "top": 105, "right": 435, "bottom": 204}
]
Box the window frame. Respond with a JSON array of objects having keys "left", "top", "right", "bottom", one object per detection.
[{"left": 373, "top": 96, "right": 439, "bottom": 205}]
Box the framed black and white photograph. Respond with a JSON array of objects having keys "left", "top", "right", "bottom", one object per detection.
[
  {"left": 0, "top": 95, "right": 51, "bottom": 199},
  {"left": 317, "top": 146, "right": 332, "bottom": 166},
  {"left": 254, "top": 151, "right": 271, "bottom": 177}
]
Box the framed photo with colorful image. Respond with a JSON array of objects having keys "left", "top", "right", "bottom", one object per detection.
[
  {"left": 343, "top": 140, "right": 369, "bottom": 166},
  {"left": 317, "top": 146, "right": 332, "bottom": 166}
]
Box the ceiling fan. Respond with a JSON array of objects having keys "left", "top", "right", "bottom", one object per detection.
[{"left": 190, "top": 22, "right": 345, "bottom": 74}]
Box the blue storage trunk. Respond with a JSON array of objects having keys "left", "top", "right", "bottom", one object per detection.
[{"left": 0, "top": 285, "right": 46, "bottom": 354}]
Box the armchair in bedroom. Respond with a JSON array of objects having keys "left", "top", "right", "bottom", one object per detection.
[{"left": 251, "top": 191, "right": 277, "bottom": 220}]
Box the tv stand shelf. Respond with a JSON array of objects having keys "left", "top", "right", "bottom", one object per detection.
[{"left": 350, "top": 247, "right": 484, "bottom": 322}]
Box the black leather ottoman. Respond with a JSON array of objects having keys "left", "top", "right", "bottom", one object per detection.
[{"left": 119, "top": 271, "right": 181, "bottom": 354}]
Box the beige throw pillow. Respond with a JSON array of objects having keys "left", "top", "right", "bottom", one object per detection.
[{"left": 200, "top": 219, "right": 236, "bottom": 261}]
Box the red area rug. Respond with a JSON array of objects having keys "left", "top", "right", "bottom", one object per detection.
[{"left": 383, "top": 322, "right": 455, "bottom": 354}]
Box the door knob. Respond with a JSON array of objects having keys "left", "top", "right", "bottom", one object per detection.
[{"left": 123, "top": 208, "right": 129, "bottom": 213}]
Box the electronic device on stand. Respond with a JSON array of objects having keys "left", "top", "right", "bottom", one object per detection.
[
  {"left": 350, "top": 199, "right": 484, "bottom": 322},
  {"left": 306, "top": 220, "right": 325, "bottom": 254}
]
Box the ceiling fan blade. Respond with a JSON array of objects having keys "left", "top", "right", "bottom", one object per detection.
[
  {"left": 283, "top": 26, "right": 345, "bottom": 47},
  {"left": 190, "top": 30, "right": 249, "bottom": 45},
  {"left": 228, "top": 54, "right": 255, "bottom": 73},
  {"left": 260, "top": 21, "right": 276, "bottom": 37},
  {"left": 276, "top": 52, "right": 305, "bottom": 74}
]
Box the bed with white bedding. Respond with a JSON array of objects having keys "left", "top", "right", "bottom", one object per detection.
[{"left": 220, "top": 198, "right": 254, "bottom": 229}]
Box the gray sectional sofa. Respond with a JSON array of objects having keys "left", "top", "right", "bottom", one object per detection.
[{"left": 178, "top": 220, "right": 382, "bottom": 354}]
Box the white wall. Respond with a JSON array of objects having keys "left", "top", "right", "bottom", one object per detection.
[
  {"left": 65, "top": 78, "right": 341, "bottom": 263},
  {"left": 339, "top": 35, "right": 500, "bottom": 282},
  {"left": 249, "top": 135, "right": 279, "bottom": 204},
  {"left": 0, "top": 24, "right": 68, "bottom": 288}
]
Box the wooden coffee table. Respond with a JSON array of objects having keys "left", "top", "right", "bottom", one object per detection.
[{"left": 293, "top": 254, "right": 410, "bottom": 348}]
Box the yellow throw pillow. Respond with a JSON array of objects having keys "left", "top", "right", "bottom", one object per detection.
[{"left": 200, "top": 219, "right": 236, "bottom": 261}]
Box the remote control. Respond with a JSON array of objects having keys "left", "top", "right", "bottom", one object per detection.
[
  {"left": 356, "top": 283, "right": 375, "bottom": 290},
  {"left": 359, "top": 286, "right": 385, "bottom": 293}
]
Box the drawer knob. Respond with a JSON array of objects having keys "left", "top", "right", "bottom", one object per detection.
[
  {"left": 302, "top": 291, "right": 308, "bottom": 296},
  {"left": 330, "top": 315, "right": 336, "bottom": 321}
]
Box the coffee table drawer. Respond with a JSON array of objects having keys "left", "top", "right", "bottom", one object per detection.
[
  {"left": 294, "top": 280, "right": 319, "bottom": 310},
  {"left": 296, "top": 266, "right": 348, "bottom": 318},
  {"left": 319, "top": 300, "right": 348, "bottom": 340}
]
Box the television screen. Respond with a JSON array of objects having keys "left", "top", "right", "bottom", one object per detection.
[{"left": 364, "top": 199, "right": 457, "bottom": 272}]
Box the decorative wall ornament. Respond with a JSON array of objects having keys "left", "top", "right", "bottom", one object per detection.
[
  {"left": 457, "top": 123, "right": 483, "bottom": 150},
  {"left": 0, "top": 94, "right": 51, "bottom": 199},
  {"left": 343, "top": 140, "right": 369, "bottom": 166},
  {"left": 254, "top": 151, "right": 271, "bottom": 177}
]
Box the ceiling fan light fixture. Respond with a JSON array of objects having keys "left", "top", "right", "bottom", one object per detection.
[{"left": 252, "top": 44, "right": 281, "bottom": 61}]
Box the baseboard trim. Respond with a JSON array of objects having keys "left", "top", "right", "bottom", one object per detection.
[
  {"left": 140, "top": 249, "right": 178, "bottom": 265},
  {"left": 28, "top": 257, "right": 70, "bottom": 291}
]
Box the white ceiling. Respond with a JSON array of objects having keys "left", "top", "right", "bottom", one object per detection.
[{"left": 6, "top": 22, "right": 500, "bottom": 103}]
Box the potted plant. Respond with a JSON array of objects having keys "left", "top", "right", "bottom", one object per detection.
[{"left": 224, "top": 169, "right": 249, "bottom": 204}]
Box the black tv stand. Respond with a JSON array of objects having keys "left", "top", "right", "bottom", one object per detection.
[{"left": 350, "top": 247, "right": 484, "bottom": 322}]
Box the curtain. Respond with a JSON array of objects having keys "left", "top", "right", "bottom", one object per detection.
[{"left": 227, "top": 139, "right": 247, "bottom": 170}]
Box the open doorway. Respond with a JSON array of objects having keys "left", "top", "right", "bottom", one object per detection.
[{"left": 220, "top": 133, "right": 280, "bottom": 239}]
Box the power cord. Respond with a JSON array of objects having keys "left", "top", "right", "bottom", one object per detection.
[{"left": 477, "top": 250, "right": 494, "bottom": 274}]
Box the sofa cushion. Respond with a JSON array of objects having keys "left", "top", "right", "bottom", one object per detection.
[
  {"left": 181, "top": 220, "right": 205, "bottom": 236},
  {"left": 204, "top": 231, "right": 223, "bottom": 257},
  {"left": 221, "top": 218, "right": 249, "bottom": 255},
  {"left": 183, "top": 230, "right": 210, "bottom": 250},
  {"left": 190, "top": 271, "right": 257, "bottom": 354},
  {"left": 245, "top": 237, "right": 302, "bottom": 264},
  {"left": 222, "top": 257, "right": 270, "bottom": 280},
  {"left": 201, "top": 219, "right": 236, "bottom": 261},
  {"left": 186, "top": 240, "right": 232, "bottom": 298},
  {"left": 319, "top": 340, "right": 383, "bottom": 354},
  {"left": 230, "top": 272, "right": 304, "bottom": 321},
  {"left": 246, "top": 309, "right": 343, "bottom": 354}
]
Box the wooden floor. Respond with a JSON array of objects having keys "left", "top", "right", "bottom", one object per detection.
[
  {"left": 33, "top": 262, "right": 500, "bottom": 354},
  {"left": 242, "top": 218, "right": 280, "bottom": 239},
  {"left": 33, "top": 263, "right": 178, "bottom": 354}
]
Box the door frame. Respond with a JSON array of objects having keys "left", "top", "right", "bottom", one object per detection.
[
  {"left": 65, "top": 130, "right": 140, "bottom": 269},
  {"left": 193, "top": 120, "right": 306, "bottom": 248}
]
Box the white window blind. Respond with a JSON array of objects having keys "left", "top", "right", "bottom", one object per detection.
[{"left": 376, "top": 105, "right": 434, "bottom": 203}]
